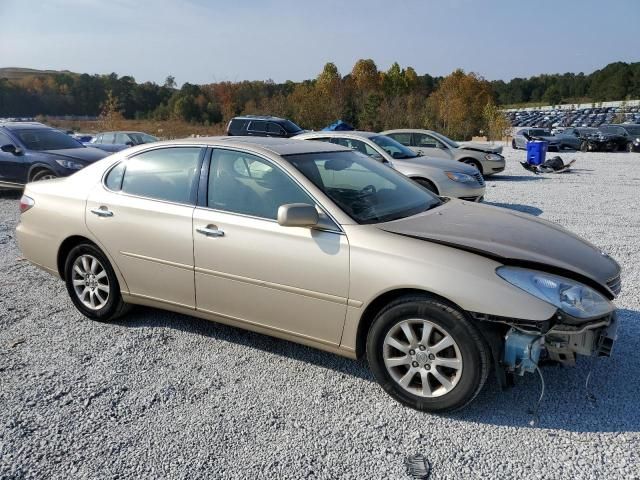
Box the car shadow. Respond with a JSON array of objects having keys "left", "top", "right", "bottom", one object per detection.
[
  {"left": 112, "top": 306, "right": 374, "bottom": 382},
  {"left": 114, "top": 305, "right": 640, "bottom": 433},
  {"left": 0, "top": 189, "right": 22, "bottom": 199},
  {"left": 485, "top": 175, "right": 547, "bottom": 182},
  {"left": 485, "top": 201, "right": 543, "bottom": 216}
]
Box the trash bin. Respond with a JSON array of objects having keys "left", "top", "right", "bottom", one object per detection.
[{"left": 526, "top": 141, "right": 548, "bottom": 166}]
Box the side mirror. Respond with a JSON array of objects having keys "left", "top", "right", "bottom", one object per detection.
[
  {"left": 125, "top": 141, "right": 134, "bottom": 147},
  {"left": 277, "top": 203, "right": 319, "bottom": 228},
  {"left": 1, "top": 144, "right": 21, "bottom": 155},
  {"left": 370, "top": 153, "right": 384, "bottom": 162}
]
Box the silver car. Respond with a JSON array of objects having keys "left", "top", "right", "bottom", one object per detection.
[
  {"left": 295, "top": 131, "right": 485, "bottom": 201},
  {"left": 381, "top": 129, "right": 506, "bottom": 176},
  {"left": 512, "top": 128, "right": 561, "bottom": 151}
]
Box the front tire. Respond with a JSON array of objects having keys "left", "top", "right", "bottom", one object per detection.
[
  {"left": 64, "top": 243, "right": 129, "bottom": 321},
  {"left": 461, "top": 159, "right": 483, "bottom": 175},
  {"left": 366, "top": 295, "right": 490, "bottom": 412},
  {"left": 413, "top": 178, "right": 438, "bottom": 194}
]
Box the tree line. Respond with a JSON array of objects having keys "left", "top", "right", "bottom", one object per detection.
[{"left": 1, "top": 61, "right": 638, "bottom": 139}]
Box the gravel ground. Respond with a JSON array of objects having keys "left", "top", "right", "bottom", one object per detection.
[{"left": 1, "top": 147, "right": 639, "bottom": 479}]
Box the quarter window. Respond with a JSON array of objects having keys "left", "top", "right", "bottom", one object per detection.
[
  {"left": 121, "top": 147, "right": 201, "bottom": 204},
  {"left": 105, "top": 162, "right": 126, "bottom": 191},
  {"left": 208, "top": 149, "right": 313, "bottom": 220}
]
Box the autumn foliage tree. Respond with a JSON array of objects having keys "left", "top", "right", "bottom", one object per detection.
[
  {"left": 426, "top": 69, "right": 494, "bottom": 139},
  {"left": 98, "top": 90, "right": 124, "bottom": 130}
]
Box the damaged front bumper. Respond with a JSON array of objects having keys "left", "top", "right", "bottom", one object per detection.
[{"left": 472, "top": 310, "right": 618, "bottom": 377}]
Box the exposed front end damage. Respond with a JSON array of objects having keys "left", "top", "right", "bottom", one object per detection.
[{"left": 471, "top": 311, "right": 618, "bottom": 380}]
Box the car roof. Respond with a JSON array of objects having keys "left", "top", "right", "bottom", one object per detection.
[
  {"left": 0, "top": 121, "right": 49, "bottom": 130},
  {"left": 381, "top": 128, "right": 437, "bottom": 135},
  {"left": 138, "top": 136, "right": 351, "bottom": 156},
  {"left": 232, "top": 115, "right": 290, "bottom": 122},
  {"left": 299, "top": 130, "right": 378, "bottom": 139}
]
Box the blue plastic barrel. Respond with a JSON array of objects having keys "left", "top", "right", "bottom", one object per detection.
[{"left": 526, "top": 141, "right": 548, "bottom": 166}]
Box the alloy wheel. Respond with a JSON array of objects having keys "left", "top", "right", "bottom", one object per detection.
[
  {"left": 71, "top": 254, "right": 110, "bottom": 310},
  {"left": 383, "top": 319, "right": 463, "bottom": 398}
]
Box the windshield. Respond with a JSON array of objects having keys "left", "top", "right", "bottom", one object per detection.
[
  {"left": 15, "top": 128, "right": 84, "bottom": 151},
  {"left": 370, "top": 135, "right": 418, "bottom": 159},
  {"left": 430, "top": 131, "right": 459, "bottom": 148},
  {"left": 282, "top": 120, "right": 303, "bottom": 134},
  {"left": 286, "top": 150, "right": 442, "bottom": 224}
]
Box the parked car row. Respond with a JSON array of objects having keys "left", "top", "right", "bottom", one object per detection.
[
  {"left": 513, "top": 124, "right": 640, "bottom": 152},
  {"left": 224, "top": 115, "right": 510, "bottom": 202},
  {"left": 508, "top": 106, "right": 640, "bottom": 129},
  {"left": 0, "top": 122, "right": 161, "bottom": 189}
]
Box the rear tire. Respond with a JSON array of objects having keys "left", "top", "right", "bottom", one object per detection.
[
  {"left": 626, "top": 142, "right": 633, "bottom": 153},
  {"left": 64, "top": 243, "right": 130, "bottom": 322},
  {"left": 511, "top": 139, "right": 517, "bottom": 149},
  {"left": 366, "top": 295, "right": 490, "bottom": 412},
  {"left": 31, "top": 169, "right": 58, "bottom": 182}
]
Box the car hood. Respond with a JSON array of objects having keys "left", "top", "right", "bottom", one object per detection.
[
  {"left": 378, "top": 200, "right": 621, "bottom": 296},
  {"left": 457, "top": 141, "right": 503, "bottom": 154},
  {"left": 403, "top": 155, "right": 479, "bottom": 174},
  {"left": 43, "top": 147, "right": 109, "bottom": 163}
]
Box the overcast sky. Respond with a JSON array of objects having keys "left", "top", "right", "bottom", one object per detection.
[{"left": 1, "top": 0, "right": 638, "bottom": 85}]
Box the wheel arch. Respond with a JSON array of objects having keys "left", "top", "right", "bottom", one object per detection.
[
  {"left": 408, "top": 176, "right": 439, "bottom": 194},
  {"left": 458, "top": 157, "right": 483, "bottom": 174},
  {"left": 57, "top": 235, "right": 98, "bottom": 280},
  {"left": 355, "top": 288, "right": 466, "bottom": 359},
  {"left": 28, "top": 162, "right": 57, "bottom": 181}
]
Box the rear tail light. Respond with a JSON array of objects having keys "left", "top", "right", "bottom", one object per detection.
[{"left": 19, "top": 195, "right": 35, "bottom": 213}]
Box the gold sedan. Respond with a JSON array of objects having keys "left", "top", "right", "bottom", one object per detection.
[{"left": 16, "top": 136, "right": 620, "bottom": 412}]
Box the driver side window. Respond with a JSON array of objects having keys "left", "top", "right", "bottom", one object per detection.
[
  {"left": 414, "top": 133, "right": 443, "bottom": 148},
  {"left": 332, "top": 138, "right": 379, "bottom": 158},
  {"left": 208, "top": 149, "right": 314, "bottom": 220}
]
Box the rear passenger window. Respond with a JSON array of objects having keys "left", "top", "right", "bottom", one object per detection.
[
  {"left": 208, "top": 149, "right": 313, "bottom": 220},
  {"left": 121, "top": 147, "right": 201, "bottom": 204},
  {"left": 105, "top": 162, "right": 125, "bottom": 191}
]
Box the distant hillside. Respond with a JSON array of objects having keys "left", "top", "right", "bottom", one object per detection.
[{"left": 0, "top": 67, "right": 75, "bottom": 80}]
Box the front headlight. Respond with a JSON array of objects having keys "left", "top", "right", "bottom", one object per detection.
[
  {"left": 496, "top": 266, "right": 613, "bottom": 319},
  {"left": 55, "top": 159, "right": 86, "bottom": 170},
  {"left": 445, "top": 171, "right": 477, "bottom": 183},
  {"left": 484, "top": 153, "right": 503, "bottom": 161}
]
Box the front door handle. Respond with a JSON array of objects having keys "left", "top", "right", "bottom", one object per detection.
[
  {"left": 90, "top": 207, "right": 113, "bottom": 217},
  {"left": 196, "top": 225, "right": 225, "bottom": 237}
]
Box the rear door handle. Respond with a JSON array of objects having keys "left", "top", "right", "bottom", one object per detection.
[
  {"left": 90, "top": 207, "right": 113, "bottom": 217},
  {"left": 196, "top": 226, "right": 225, "bottom": 237}
]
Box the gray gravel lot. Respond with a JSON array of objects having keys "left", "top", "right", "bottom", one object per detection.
[{"left": 1, "top": 147, "right": 639, "bottom": 479}]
